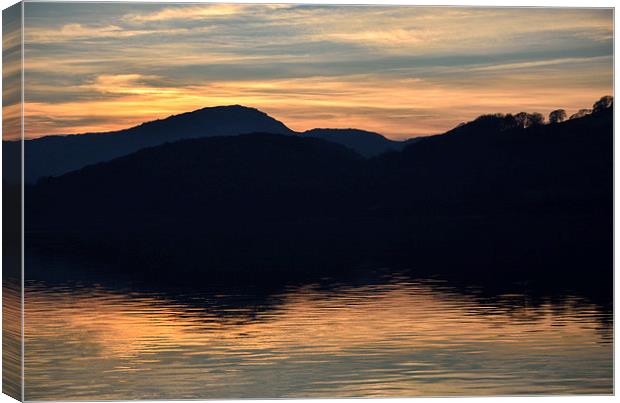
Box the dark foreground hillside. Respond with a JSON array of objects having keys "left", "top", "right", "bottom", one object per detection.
[{"left": 26, "top": 108, "right": 612, "bottom": 286}]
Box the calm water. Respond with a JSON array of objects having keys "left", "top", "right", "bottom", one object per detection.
[{"left": 23, "top": 266, "right": 612, "bottom": 400}]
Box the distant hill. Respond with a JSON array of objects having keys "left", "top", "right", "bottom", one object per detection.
[
  {"left": 5, "top": 106, "right": 421, "bottom": 183},
  {"left": 26, "top": 107, "right": 612, "bottom": 278},
  {"left": 11, "top": 105, "right": 294, "bottom": 183},
  {"left": 301, "top": 128, "right": 408, "bottom": 157}
]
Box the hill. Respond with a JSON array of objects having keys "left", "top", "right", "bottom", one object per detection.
[
  {"left": 301, "top": 128, "right": 407, "bottom": 157},
  {"left": 12, "top": 105, "right": 294, "bottom": 183},
  {"left": 6, "top": 106, "right": 419, "bottom": 183},
  {"left": 26, "top": 107, "right": 612, "bottom": 280}
]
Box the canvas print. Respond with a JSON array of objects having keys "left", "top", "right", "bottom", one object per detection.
[{"left": 1, "top": 2, "right": 614, "bottom": 400}]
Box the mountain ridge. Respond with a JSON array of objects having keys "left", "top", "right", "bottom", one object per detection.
[
  {"left": 301, "top": 128, "right": 408, "bottom": 157},
  {"left": 26, "top": 107, "right": 612, "bottom": 278},
  {"left": 6, "top": 101, "right": 612, "bottom": 184},
  {"left": 7, "top": 105, "right": 416, "bottom": 183}
]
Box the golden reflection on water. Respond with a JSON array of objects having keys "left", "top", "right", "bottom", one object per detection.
[
  {"left": 3, "top": 280, "right": 22, "bottom": 399},
  {"left": 24, "top": 278, "right": 612, "bottom": 400}
]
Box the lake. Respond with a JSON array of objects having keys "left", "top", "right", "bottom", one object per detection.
[{"left": 22, "top": 261, "right": 612, "bottom": 400}]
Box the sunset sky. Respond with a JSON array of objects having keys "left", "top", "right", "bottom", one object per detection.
[{"left": 9, "top": 3, "right": 615, "bottom": 139}]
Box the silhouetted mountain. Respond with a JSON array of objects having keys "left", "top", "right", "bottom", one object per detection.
[
  {"left": 28, "top": 133, "right": 365, "bottom": 229},
  {"left": 12, "top": 105, "right": 294, "bottom": 183},
  {"left": 26, "top": 107, "right": 612, "bottom": 282},
  {"left": 8, "top": 105, "right": 419, "bottom": 184},
  {"left": 371, "top": 108, "right": 612, "bottom": 211},
  {"left": 301, "top": 128, "right": 407, "bottom": 157}
]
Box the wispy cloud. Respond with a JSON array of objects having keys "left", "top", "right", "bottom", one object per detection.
[
  {"left": 468, "top": 55, "right": 613, "bottom": 72},
  {"left": 26, "top": 23, "right": 191, "bottom": 43},
  {"left": 122, "top": 3, "right": 294, "bottom": 23},
  {"left": 20, "top": 4, "right": 613, "bottom": 140},
  {"left": 123, "top": 4, "right": 246, "bottom": 22},
  {"left": 85, "top": 74, "right": 179, "bottom": 96}
]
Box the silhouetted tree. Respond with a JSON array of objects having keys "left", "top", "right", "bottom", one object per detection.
[
  {"left": 570, "top": 109, "right": 592, "bottom": 120},
  {"left": 514, "top": 112, "right": 529, "bottom": 128},
  {"left": 593, "top": 95, "right": 613, "bottom": 113},
  {"left": 529, "top": 112, "right": 545, "bottom": 126},
  {"left": 475, "top": 113, "right": 504, "bottom": 121},
  {"left": 502, "top": 113, "right": 517, "bottom": 130},
  {"left": 549, "top": 109, "right": 567, "bottom": 124},
  {"left": 514, "top": 112, "right": 544, "bottom": 128},
  {"left": 472, "top": 113, "right": 519, "bottom": 131}
]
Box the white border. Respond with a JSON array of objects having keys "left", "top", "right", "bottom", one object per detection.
[{"left": 0, "top": 1, "right": 616, "bottom": 403}]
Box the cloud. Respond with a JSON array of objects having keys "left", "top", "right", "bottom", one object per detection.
[
  {"left": 26, "top": 23, "right": 190, "bottom": 43},
  {"left": 3, "top": 103, "right": 22, "bottom": 140},
  {"left": 322, "top": 29, "right": 429, "bottom": 47},
  {"left": 85, "top": 74, "right": 178, "bottom": 95},
  {"left": 22, "top": 64, "right": 613, "bottom": 140},
  {"left": 123, "top": 4, "right": 249, "bottom": 23},
  {"left": 300, "top": 7, "right": 613, "bottom": 54},
  {"left": 20, "top": 4, "right": 614, "bottom": 139},
  {"left": 468, "top": 55, "right": 613, "bottom": 73}
]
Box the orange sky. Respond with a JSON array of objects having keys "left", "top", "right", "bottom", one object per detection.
[{"left": 3, "top": 4, "right": 614, "bottom": 140}]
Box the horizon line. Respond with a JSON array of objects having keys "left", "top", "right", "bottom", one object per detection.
[{"left": 11, "top": 97, "right": 612, "bottom": 142}]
